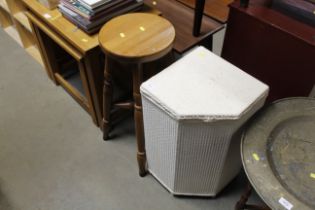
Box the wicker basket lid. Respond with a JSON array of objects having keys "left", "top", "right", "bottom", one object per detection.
[{"left": 140, "top": 47, "right": 269, "bottom": 122}]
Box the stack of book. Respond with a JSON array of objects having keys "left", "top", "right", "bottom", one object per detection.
[{"left": 59, "top": 0, "right": 144, "bottom": 34}]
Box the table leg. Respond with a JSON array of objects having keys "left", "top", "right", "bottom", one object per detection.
[
  {"left": 103, "top": 58, "right": 113, "bottom": 140},
  {"left": 240, "top": 0, "right": 250, "bottom": 8},
  {"left": 235, "top": 182, "right": 271, "bottom": 210},
  {"left": 235, "top": 183, "right": 252, "bottom": 210},
  {"left": 133, "top": 63, "right": 147, "bottom": 177},
  {"left": 199, "top": 35, "right": 213, "bottom": 51},
  {"left": 193, "top": 0, "right": 205, "bottom": 36}
]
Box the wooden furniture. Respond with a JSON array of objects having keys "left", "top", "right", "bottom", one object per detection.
[
  {"left": 22, "top": 0, "right": 103, "bottom": 126},
  {"left": 0, "top": 0, "right": 43, "bottom": 66},
  {"left": 221, "top": 0, "right": 315, "bottom": 102},
  {"left": 99, "top": 13, "right": 175, "bottom": 176},
  {"left": 177, "top": 0, "right": 234, "bottom": 23},
  {"left": 144, "top": 0, "right": 224, "bottom": 53},
  {"left": 184, "top": 0, "right": 233, "bottom": 36},
  {"left": 22, "top": 0, "right": 159, "bottom": 127},
  {"left": 38, "top": 0, "right": 59, "bottom": 9},
  {"left": 235, "top": 183, "right": 271, "bottom": 210},
  {"left": 193, "top": 0, "right": 206, "bottom": 36}
]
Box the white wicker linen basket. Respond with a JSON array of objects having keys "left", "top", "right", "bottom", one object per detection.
[{"left": 140, "top": 46, "right": 269, "bottom": 196}]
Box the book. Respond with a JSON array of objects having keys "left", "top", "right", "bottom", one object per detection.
[
  {"left": 59, "top": 0, "right": 143, "bottom": 34},
  {"left": 60, "top": 0, "right": 94, "bottom": 18},
  {"left": 77, "top": 0, "right": 133, "bottom": 13},
  {"left": 61, "top": 0, "right": 135, "bottom": 20},
  {"left": 77, "top": 0, "right": 112, "bottom": 10},
  {"left": 89, "top": 0, "right": 136, "bottom": 20}
]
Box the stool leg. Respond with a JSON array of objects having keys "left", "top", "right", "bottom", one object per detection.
[
  {"left": 133, "top": 63, "right": 147, "bottom": 177},
  {"left": 103, "top": 58, "right": 113, "bottom": 140}
]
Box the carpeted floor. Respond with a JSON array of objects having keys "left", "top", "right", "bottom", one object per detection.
[{"left": 0, "top": 28, "right": 263, "bottom": 210}]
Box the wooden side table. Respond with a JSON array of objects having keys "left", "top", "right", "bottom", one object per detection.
[
  {"left": 22, "top": 0, "right": 159, "bottom": 127},
  {"left": 24, "top": 0, "right": 101, "bottom": 125},
  {"left": 99, "top": 13, "right": 175, "bottom": 176}
]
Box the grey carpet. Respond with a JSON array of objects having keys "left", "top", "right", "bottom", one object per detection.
[{"left": 0, "top": 28, "right": 263, "bottom": 210}]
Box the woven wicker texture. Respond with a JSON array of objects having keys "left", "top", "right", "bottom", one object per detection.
[{"left": 141, "top": 47, "right": 269, "bottom": 196}]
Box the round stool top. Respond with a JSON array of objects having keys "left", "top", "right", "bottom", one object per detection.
[
  {"left": 241, "top": 97, "right": 315, "bottom": 210},
  {"left": 99, "top": 13, "right": 175, "bottom": 63}
]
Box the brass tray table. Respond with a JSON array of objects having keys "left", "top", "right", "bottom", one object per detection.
[{"left": 241, "top": 98, "right": 315, "bottom": 210}]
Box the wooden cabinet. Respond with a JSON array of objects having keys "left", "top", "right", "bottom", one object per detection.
[
  {"left": 222, "top": 0, "right": 315, "bottom": 102},
  {"left": 0, "top": 0, "right": 43, "bottom": 65}
]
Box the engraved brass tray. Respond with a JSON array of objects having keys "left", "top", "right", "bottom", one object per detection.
[{"left": 241, "top": 98, "right": 315, "bottom": 210}]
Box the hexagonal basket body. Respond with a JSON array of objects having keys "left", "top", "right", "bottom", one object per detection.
[{"left": 140, "top": 47, "right": 269, "bottom": 196}]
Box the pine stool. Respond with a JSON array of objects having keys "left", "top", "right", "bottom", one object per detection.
[{"left": 99, "top": 13, "right": 175, "bottom": 176}]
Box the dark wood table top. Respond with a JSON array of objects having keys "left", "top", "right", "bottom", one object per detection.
[
  {"left": 176, "top": 0, "right": 233, "bottom": 23},
  {"left": 144, "top": 0, "right": 224, "bottom": 53}
]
